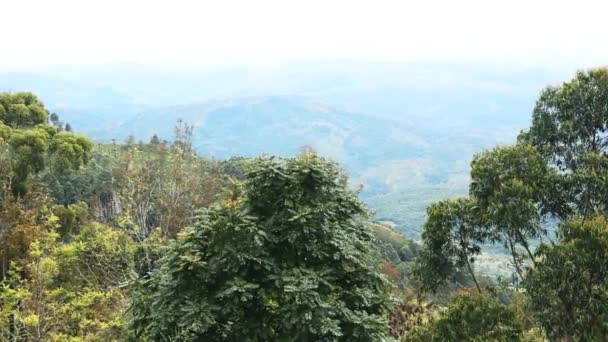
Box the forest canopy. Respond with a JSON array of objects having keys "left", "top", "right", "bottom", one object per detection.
[{"left": 1, "top": 68, "right": 607, "bottom": 341}]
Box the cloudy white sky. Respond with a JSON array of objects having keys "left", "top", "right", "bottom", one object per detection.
[{"left": 2, "top": 0, "right": 608, "bottom": 69}]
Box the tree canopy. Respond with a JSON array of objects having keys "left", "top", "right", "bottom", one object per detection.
[
  {"left": 403, "top": 291, "right": 522, "bottom": 342},
  {"left": 128, "top": 154, "right": 391, "bottom": 341},
  {"left": 524, "top": 215, "right": 608, "bottom": 340},
  {"left": 415, "top": 68, "right": 608, "bottom": 340},
  {"left": 0, "top": 92, "right": 93, "bottom": 196},
  {"left": 0, "top": 92, "right": 48, "bottom": 128},
  {"left": 3, "top": 68, "right": 608, "bottom": 341},
  {"left": 415, "top": 198, "right": 484, "bottom": 293},
  {"left": 523, "top": 68, "right": 608, "bottom": 172}
]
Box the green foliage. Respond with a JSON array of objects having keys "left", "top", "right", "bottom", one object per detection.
[
  {"left": 566, "top": 151, "right": 608, "bottom": 217},
  {"left": 388, "top": 298, "right": 435, "bottom": 338},
  {"left": 112, "top": 140, "right": 226, "bottom": 238},
  {"left": 470, "top": 144, "right": 552, "bottom": 220},
  {"left": 0, "top": 92, "right": 93, "bottom": 196},
  {"left": 469, "top": 144, "right": 553, "bottom": 278},
  {"left": 416, "top": 198, "right": 484, "bottom": 293},
  {"left": 0, "top": 121, "right": 11, "bottom": 141},
  {"left": 133, "top": 228, "right": 169, "bottom": 277},
  {"left": 370, "top": 222, "right": 421, "bottom": 285},
  {"left": 221, "top": 156, "right": 249, "bottom": 179},
  {"left": 0, "top": 267, "right": 30, "bottom": 341},
  {"left": 48, "top": 131, "right": 93, "bottom": 173},
  {"left": 52, "top": 201, "right": 90, "bottom": 238},
  {"left": 9, "top": 127, "right": 51, "bottom": 194},
  {"left": 370, "top": 222, "right": 419, "bottom": 263},
  {"left": 524, "top": 215, "right": 608, "bottom": 341},
  {"left": 402, "top": 291, "right": 522, "bottom": 342},
  {"left": 523, "top": 68, "right": 608, "bottom": 172},
  {"left": 2, "top": 70, "right": 608, "bottom": 341},
  {"left": 0, "top": 136, "right": 12, "bottom": 200},
  {"left": 0, "top": 225, "right": 134, "bottom": 341},
  {"left": 0, "top": 92, "right": 48, "bottom": 128},
  {"left": 0, "top": 190, "right": 54, "bottom": 278},
  {"left": 41, "top": 147, "right": 118, "bottom": 206},
  {"left": 55, "top": 223, "right": 136, "bottom": 290},
  {"left": 416, "top": 68, "right": 608, "bottom": 339},
  {"left": 128, "top": 154, "right": 391, "bottom": 341},
  {"left": 520, "top": 67, "right": 608, "bottom": 220}
]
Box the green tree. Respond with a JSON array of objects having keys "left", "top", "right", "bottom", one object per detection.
[
  {"left": 416, "top": 198, "right": 484, "bottom": 293},
  {"left": 8, "top": 128, "right": 51, "bottom": 195},
  {"left": 48, "top": 131, "right": 93, "bottom": 173},
  {"left": 128, "top": 154, "right": 390, "bottom": 341},
  {"left": 0, "top": 92, "right": 93, "bottom": 196},
  {"left": 0, "top": 122, "right": 11, "bottom": 141},
  {"left": 416, "top": 68, "right": 608, "bottom": 340},
  {"left": 522, "top": 68, "right": 608, "bottom": 172},
  {"left": 469, "top": 145, "right": 552, "bottom": 278},
  {"left": 523, "top": 215, "right": 608, "bottom": 341},
  {"left": 51, "top": 201, "right": 90, "bottom": 239},
  {"left": 8, "top": 127, "right": 93, "bottom": 196},
  {"left": 567, "top": 152, "right": 608, "bottom": 217},
  {"left": 0, "top": 92, "right": 48, "bottom": 128},
  {"left": 49, "top": 112, "right": 60, "bottom": 126},
  {"left": 520, "top": 67, "right": 608, "bottom": 219},
  {"left": 0, "top": 129, "right": 13, "bottom": 200},
  {"left": 403, "top": 291, "right": 522, "bottom": 342},
  {"left": 0, "top": 189, "right": 53, "bottom": 278},
  {"left": 55, "top": 222, "right": 135, "bottom": 291},
  {"left": 0, "top": 226, "right": 133, "bottom": 341},
  {"left": 41, "top": 147, "right": 117, "bottom": 206}
]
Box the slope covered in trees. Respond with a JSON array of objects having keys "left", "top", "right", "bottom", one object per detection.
[
  {"left": 413, "top": 68, "right": 608, "bottom": 341},
  {"left": 0, "top": 93, "right": 415, "bottom": 340},
  {"left": 130, "top": 154, "right": 392, "bottom": 340},
  {"left": 4, "top": 62, "right": 546, "bottom": 242},
  {"left": 1, "top": 67, "right": 607, "bottom": 341}
]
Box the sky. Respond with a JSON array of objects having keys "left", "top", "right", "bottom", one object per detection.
[{"left": 1, "top": 0, "right": 608, "bottom": 69}]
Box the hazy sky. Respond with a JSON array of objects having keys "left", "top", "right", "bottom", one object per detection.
[{"left": 2, "top": 0, "right": 608, "bottom": 69}]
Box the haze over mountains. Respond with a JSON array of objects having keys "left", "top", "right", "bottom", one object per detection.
[{"left": 0, "top": 61, "right": 577, "bottom": 238}]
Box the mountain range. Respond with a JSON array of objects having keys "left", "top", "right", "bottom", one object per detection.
[{"left": 0, "top": 61, "right": 578, "bottom": 239}]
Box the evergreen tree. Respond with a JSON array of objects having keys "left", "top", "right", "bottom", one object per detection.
[
  {"left": 0, "top": 92, "right": 93, "bottom": 196},
  {"left": 524, "top": 216, "right": 608, "bottom": 340},
  {"left": 128, "top": 154, "right": 391, "bottom": 341},
  {"left": 403, "top": 292, "right": 522, "bottom": 341},
  {"left": 416, "top": 198, "right": 484, "bottom": 293}
]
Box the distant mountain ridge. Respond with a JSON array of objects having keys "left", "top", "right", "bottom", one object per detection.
[
  {"left": 0, "top": 72, "right": 143, "bottom": 136},
  {"left": 120, "top": 95, "right": 412, "bottom": 163},
  {"left": 113, "top": 94, "right": 511, "bottom": 238},
  {"left": 0, "top": 61, "right": 568, "bottom": 238}
]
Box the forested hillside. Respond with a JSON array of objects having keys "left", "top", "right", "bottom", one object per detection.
[
  {"left": 0, "top": 62, "right": 560, "bottom": 240},
  {"left": 1, "top": 68, "right": 607, "bottom": 341}
]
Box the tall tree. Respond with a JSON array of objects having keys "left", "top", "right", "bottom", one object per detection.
[
  {"left": 0, "top": 92, "right": 48, "bottom": 128},
  {"left": 469, "top": 144, "right": 551, "bottom": 278},
  {"left": 520, "top": 67, "right": 608, "bottom": 219},
  {"left": 403, "top": 291, "right": 522, "bottom": 342},
  {"left": 0, "top": 92, "right": 93, "bottom": 196},
  {"left": 418, "top": 68, "right": 608, "bottom": 339},
  {"left": 128, "top": 154, "right": 390, "bottom": 341},
  {"left": 523, "top": 215, "right": 608, "bottom": 340},
  {"left": 522, "top": 68, "right": 608, "bottom": 172},
  {"left": 518, "top": 69, "right": 608, "bottom": 339},
  {"left": 416, "top": 198, "right": 484, "bottom": 293}
]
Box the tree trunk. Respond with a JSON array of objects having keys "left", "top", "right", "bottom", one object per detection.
[
  {"left": 465, "top": 256, "right": 482, "bottom": 293},
  {"left": 515, "top": 230, "right": 537, "bottom": 267},
  {"left": 507, "top": 235, "right": 524, "bottom": 281}
]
